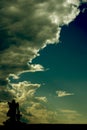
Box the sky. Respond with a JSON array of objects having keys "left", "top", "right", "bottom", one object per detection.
[{"left": 0, "top": 0, "right": 87, "bottom": 125}]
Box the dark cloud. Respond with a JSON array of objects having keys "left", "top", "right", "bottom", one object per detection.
[
  {"left": 0, "top": 78, "right": 8, "bottom": 86},
  {"left": 0, "top": 0, "right": 80, "bottom": 86},
  {"left": 0, "top": 90, "right": 13, "bottom": 101}
]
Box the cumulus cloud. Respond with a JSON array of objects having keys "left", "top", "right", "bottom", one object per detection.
[
  {"left": 0, "top": 0, "right": 80, "bottom": 87},
  {"left": 7, "top": 81, "right": 41, "bottom": 102},
  {"left": 56, "top": 90, "right": 74, "bottom": 97},
  {"left": 24, "top": 102, "right": 58, "bottom": 124},
  {"left": 0, "top": 80, "right": 49, "bottom": 124},
  {"left": 5, "top": 81, "right": 59, "bottom": 124}
]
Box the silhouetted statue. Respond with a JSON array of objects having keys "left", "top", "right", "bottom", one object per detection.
[
  {"left": 3, "top": 99, "right": 29, "bottom": 128},
  {"left": 7, "top": 99, "right": 22, "bottom": 123}
]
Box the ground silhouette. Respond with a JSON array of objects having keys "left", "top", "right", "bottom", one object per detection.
[{"left": 0, "top": 99, "right": 86, "bottom": 129}]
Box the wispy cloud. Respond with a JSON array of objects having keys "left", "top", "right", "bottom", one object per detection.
[
  {"left": 82, "top": 0, "right": 87, "bottom": 2},
  {"left": 56, "top": 90, "right": 74, "bottom": 97},
  {"left": 27, "top": 64, "right": 45, "bottom": 72},
  {"left": 35, "top": 97, "right": 47, "bottom": 103},
  {"left": 59, "top": 109, "right": 81, "bottom": 122}
]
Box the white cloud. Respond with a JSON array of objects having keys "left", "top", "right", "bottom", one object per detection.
[
  {"left": 27, "top": 64, "right": 45, "bottom": 72},
  {"left": 56, "top": 90, "right": 74, "bottom": 97},
  {"left": 0, "top": 0, "right": 81, "bottom": 86},
  {"left": 9, "top": 74, "right": 19, "bottom": 79},
  {"left": 7, "top": 81, "right": 41, "bottom": 102},
  {"left": 35, "top": 97, "right": 47, "bottom": 103}
]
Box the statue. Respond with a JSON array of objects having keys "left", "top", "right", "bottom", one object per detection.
[{"left": 7, "top": 99, "right": 22, "bottom": 123}]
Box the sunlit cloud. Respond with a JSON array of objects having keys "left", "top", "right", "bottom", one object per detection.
[
  {"left": 0, "top": 102, "right": 8, "bottom": 125},
  {"left": 7, "top": 81, "right": 41, "bottom": 102},
  {"left": 6, "top": 81, "right": 50, "bottom": 123},
  {"left": 35, "top": 97, "right": 47, "bottom": 103},
  {"left": 56, "top": 90, "right": 74, "bottom": 97},
  {"left": 0, "top": 0, "right": 80, "bottom": 87},
  {"left": 24, "top": 102, "right": 58, "bottom": 124},
  {"left": 27, "top": 64, "right": 45, "bottom": 72}
]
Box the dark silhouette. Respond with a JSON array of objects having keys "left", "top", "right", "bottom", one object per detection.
[
  {"left": 3, "top": 99, "right": 22, "bottom": 127},
  {"left": 7, "top": 99, "right": 21, "bottom": 122},
  {"left": 1, "top": 100, "right": 87, "bottom": 129},
  {"left": 7, "top": 99, "right": 22, "bottom": 122}
]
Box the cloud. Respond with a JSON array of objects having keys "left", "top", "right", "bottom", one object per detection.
[
  {"left": 0, "top": 80, "right": 50, "bottom": 124},
  {"left": 82, "top": 0, "right": 87, "bottom": 2},
  {"left": 24, "top": 105, "right": 81, "bottom": 124},
  {"left": 35, "top": 97, "right": 47, "bottom": 103},
  {"left": 24, "top": 102, "right": 58, "bottom": 124},
  {"left": 59, "top": 109, "right": 81, "bottom": 123},
  {"left": 0, "top": 102, "right": 8, "bottom": 125},
  {"left": 56, "top": 90, "right": 74, "bottom": 97},
  {"left": 18, "top": 64, "right": 45, "bottom": 74},
  {"left": 0, "top": 0, "right": 80, "bottom": 87},
  {"left": 7, "top": 81, "right": 41, "bottom": 102},
  {"left": 5, "top": 81, "right": 59, "bottom": 124}
]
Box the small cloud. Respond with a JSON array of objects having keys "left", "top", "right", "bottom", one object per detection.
[
  {"left": 82, "top": 8, "right": 87, "bottom": 13},
  {"left": 9, "top": 74, "right": 19, "bottom": 79},
  {"left": 27, "top": 64, "right": 45, "bottom": 72},
  {"left": 56, "top": 90, "right": 74, "bottom": 97},
  {"left": 35, "top": 97, "right": 47, "bottom": 103},
  {"left": 60, "top": 109, "right": 78, "bottom": 113}
]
